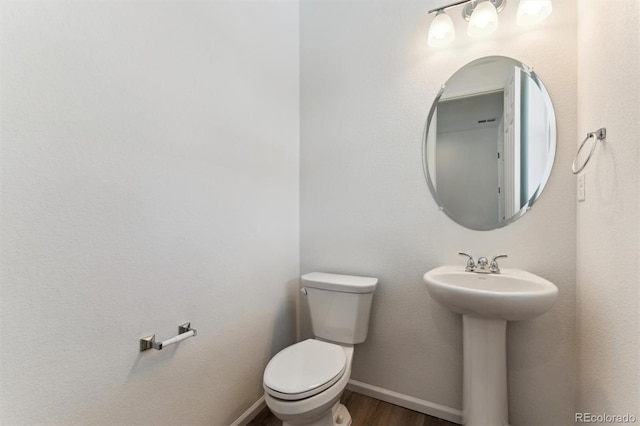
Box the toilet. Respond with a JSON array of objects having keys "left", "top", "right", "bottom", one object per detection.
[{"left": 263, "top": 272, "right": 378, "bottom": 426}]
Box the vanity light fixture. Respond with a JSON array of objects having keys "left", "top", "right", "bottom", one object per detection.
[
  {"left": 427, "top": 0, "right": 552, "bottom": 47},
  {"left": 516, "top": 0, "right": 552, "bottom": 26},
  {"left": 467, "top": 0, "right": 499, "bottom": 37},
  {"left": 428, "top": 10, "right": 456, "bottom": 47}
]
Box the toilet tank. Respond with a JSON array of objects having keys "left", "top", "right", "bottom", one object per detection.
[{"left": 301, "top": 272, "right": 378, "bottom": 345}]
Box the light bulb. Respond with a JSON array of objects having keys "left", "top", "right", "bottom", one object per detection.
[
  {"left": 428, "top": 10, "right": 455, "bottom": 47},
  {"left": 516, "top": 0, "right": 552, "bottom": 26},
  {"left": 467, "top": 1, "right": 499, "bottom": 38}
]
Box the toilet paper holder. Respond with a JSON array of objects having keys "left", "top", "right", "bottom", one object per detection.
[{"left": 140, "top": 322, "right": 196, "bottom": 352}]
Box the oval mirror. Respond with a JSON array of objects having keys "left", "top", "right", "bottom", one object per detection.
[{"left": 423, "top": 56, "right": 556, "bottom": 230}]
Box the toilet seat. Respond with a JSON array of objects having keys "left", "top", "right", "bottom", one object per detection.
[{"left": 263, "top": 339, "right": 347, "bottom": 401}]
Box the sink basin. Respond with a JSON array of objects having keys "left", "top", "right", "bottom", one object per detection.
[
  {"left": 423, "top": 265, "right": 558, "bottom": 321},
  {"left": 424, "top": 264, "right": 558, "bottom": 425}
]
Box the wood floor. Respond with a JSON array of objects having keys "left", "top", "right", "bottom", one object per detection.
[{"left": 247, "top": 390, "right": 460, "bottom": 426}]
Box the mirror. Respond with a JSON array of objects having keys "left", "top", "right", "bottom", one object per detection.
[{"left": 423, "top": 56, "right": 556, "bottom": 230}]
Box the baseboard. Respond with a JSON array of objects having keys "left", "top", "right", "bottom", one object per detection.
[
  {"left": 346, "top": 379, "right": 463, "bottom": 424},
  {"left": 230, "top": 396, "right": 266, "bottom": 426},
  {"left": 232, "top": 381, "right": 463, "bottom": 426}
]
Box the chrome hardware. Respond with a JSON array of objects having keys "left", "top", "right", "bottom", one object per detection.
[
  {"left": 572, "top": 127, "right": 607, "bottom": 174},
  {"left": 140, "top": 322, "right": 196, "bottom": 352},
  {"left": 427, "top": 0, "right": 506, "bottom": 18},
  {"left": 458, "top": 252, "right": 476, "bottom": 272},
  {"left": 460, "top": 253, "right": 507, "bottom": 274},
  {"left": 300, "top": 287, "right": 308, "bottom": 295},
  {"left": 476, "top": 257, "right": 489, "bottom": 273},
  {"left": 490, "top": 254, "right": 508, "bottom": 274}
]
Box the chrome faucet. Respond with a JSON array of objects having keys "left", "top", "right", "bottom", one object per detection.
[
  {"left": 476, "top": 257, "right": 489, "bottom": 272},
  {"left": 459, "top": 253, "right": 508, "bottom": 274},
  {"left": 458, "top": 252, "right": 476, "bottom": 272},
  {"left": 489, "top": 254, "right": 508, "bottom": 273}
]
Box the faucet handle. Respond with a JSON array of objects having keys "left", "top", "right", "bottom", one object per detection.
[
  {"left": 490, "top": 254, "right": 508, "bottom": 273},
  {"left": 458, "top": 252, "right": 475, "bottom": 272}
]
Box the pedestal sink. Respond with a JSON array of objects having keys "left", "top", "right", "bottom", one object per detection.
[{"left": 423, "top": 265, "right": 558, "bottom": 426}]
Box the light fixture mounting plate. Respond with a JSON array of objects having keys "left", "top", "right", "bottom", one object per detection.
[{"left": 462, "top": 0, "right": 506, "bottom": 21}]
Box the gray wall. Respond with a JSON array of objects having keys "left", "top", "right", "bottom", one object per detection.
[
  {"left": 436, "top": 128, "right": 500, "bottom": 228},
  {"left": 300, "top": 1, "right": 577, "bottom": 425},
  {"left": 0, "top": 2, "right": 299, "bottom": 424}
]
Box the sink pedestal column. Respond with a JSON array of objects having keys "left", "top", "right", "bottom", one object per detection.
[{"left": 462, "top": 315, "right": 508, "bottom": 426}]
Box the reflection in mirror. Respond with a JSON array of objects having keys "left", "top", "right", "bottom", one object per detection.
[{"left": 424, "top": 56, "right": 556, "bottom": 230}]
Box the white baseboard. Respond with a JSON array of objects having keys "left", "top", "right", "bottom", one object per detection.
[
  {"left": 233, "top": 382, "right": 462, "bottom": 426},
  {"left": 230, "top": 396, "right": 266, "bottom": 426},
  {"left": 346, "top": 379, "right": 463, "bottom": 425}
]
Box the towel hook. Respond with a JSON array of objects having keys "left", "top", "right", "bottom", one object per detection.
[{"left": 572, "top": 128, "right": 606, "bottom": 174}]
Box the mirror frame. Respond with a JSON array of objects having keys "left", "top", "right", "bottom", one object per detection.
[{"left": 422, "top": 56, "right": 557, "bottom": 230}]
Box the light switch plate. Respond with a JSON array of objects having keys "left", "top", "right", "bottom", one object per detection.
[{"left": 577, "top": 173, "right": 585, "bottom": 202}]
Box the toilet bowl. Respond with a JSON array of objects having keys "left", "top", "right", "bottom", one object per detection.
[
  {"left": 262, "top": 272, "right": 377, "bottom": 426},
  {"left": 264, "top": 339, "right": 354, "bottom": 426}
]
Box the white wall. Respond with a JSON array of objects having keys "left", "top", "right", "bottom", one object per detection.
[
  {"left": 300, "top": 1, "right": 577, "bottom": 425},
  {"left": 576, "top": 0, "right": 640, "bottom": 417},
  {"left": 0, "top": 1, "right": 299, "bottom": 425}
]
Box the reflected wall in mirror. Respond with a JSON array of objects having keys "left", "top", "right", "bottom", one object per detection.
[{"left": 423, "top": 56, "right": 556, "bottom": 230}]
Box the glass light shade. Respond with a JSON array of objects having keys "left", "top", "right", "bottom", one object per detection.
[
  {"left": 467, "top": 1, "right": 499, "bottom": 38},
  {"left": 516, "top": 0, "right": 552, "bottom": 26},
  {"left": 428, "top": 11, "right": 455, "bottom": 47}
]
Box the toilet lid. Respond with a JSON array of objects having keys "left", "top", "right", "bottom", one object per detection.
[{"left": 263, "top": 339, "right": 346, "bottom": 400}]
